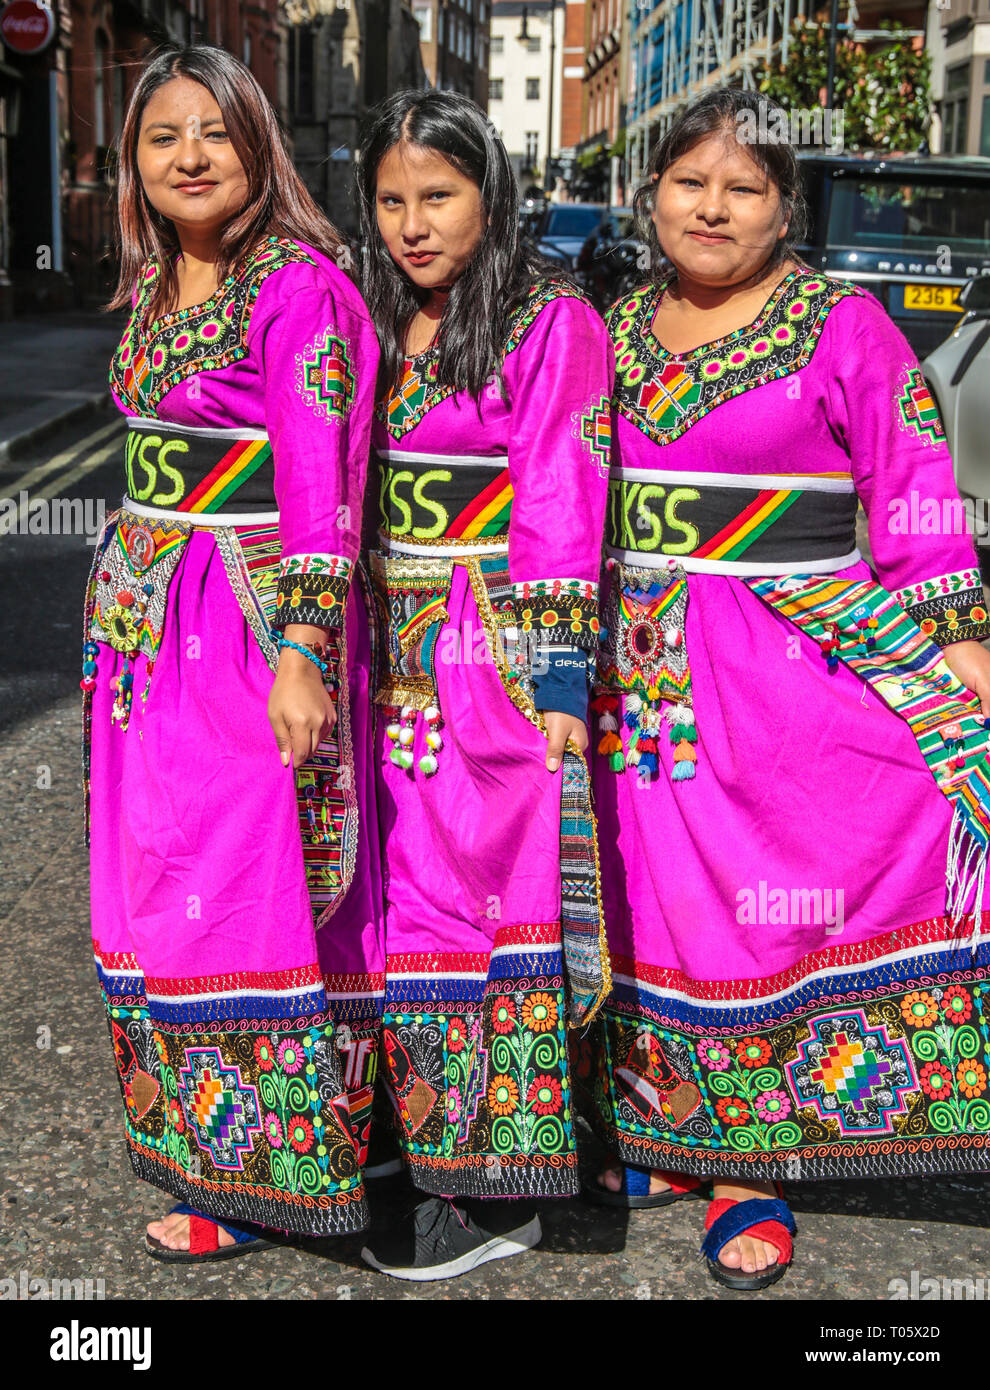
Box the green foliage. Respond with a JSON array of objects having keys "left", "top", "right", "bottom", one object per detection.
[{"left": 757, "top": 20, "right": 932, "bottom": 152}]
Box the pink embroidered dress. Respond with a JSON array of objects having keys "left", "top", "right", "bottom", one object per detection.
[
  {"left": 581, "top": 268, "right": 990, "bottom": 1182},
  {"left": 369, "top": 281, "right": 613, "bottom": 1198},
  {"left": 84, "top": 236, "right": 384, "bottom": 1236}
]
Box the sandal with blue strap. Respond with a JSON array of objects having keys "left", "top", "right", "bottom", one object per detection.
[
  {"left": 583, "top": 1161, "right": 706, "bottom": 1210},
  {"left": 701, "top": 1184, "right": 796, "bottom": 1291},
  {"left": 145, "top": 1203, "right": 280, "bottom": 1264}
]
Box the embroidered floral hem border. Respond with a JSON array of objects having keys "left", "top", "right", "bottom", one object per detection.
[
  {"left": 574, "top": 919, "right": 990, "bottom": 1182},
  {"left": 97, "top": 950, "right": 381, "bottom": 1236},
  {"left": 380, "top": 925, "right": 581, "bottom": 1199}
]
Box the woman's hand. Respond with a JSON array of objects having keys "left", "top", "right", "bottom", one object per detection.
[
  {"left": 543, "top": 710, "right": 589, "bottom": 774},
  {"left": 941, "top": 639, "right": 990, "bottom": 716},
  {"left": 268, "top": 627, "right": 337, "bottom": 768}
]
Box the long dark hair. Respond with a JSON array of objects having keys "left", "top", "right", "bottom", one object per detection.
[
  {"left": 634, "top": 88, "right": 810, "bottom": 282},
  {"left": 108, "top": 45, "right": 344, "bottom": 322},
  {"left": 357, "top": 89, "right": 547, "bottom": 400}
]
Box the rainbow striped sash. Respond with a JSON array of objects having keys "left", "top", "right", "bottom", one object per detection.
[
  {"left": 123, "top": 419, "right": 275, "bottom": 521},
  {"left": 376, "top": 449, "right": 512, "bottom": 555},
  {"left": 606, "top": 468, "right": 859, "bottom": 575}
]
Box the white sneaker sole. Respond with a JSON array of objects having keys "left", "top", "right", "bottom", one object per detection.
[{"left": 361, "top": 1214, "right": 542, "bottom": 1282}]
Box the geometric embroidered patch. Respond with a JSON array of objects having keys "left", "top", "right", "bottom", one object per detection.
[
  {"left": 637, "top": 362, "right": 702, "bottom": 431},
  {"left": 785, "top": 1010, "right": 916, "bottom": 1135},
  {"left": 295, "top": 328, "right": 355, "bottom": 424},
  {"left": 178, "top": 1047, "right": 262, "bottom": 1171},
  {"left": 895, "top": 365, "right": 945, "bottom": 448},
  {"left": 575, "top": 393, "right": 612, "bottom": 476}
]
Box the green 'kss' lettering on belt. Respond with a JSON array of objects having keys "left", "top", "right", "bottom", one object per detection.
[
  {"left": 125, "top": 430, "right": 190, "bottom": 508},
  {"left": 608, "top": 477, "right": 702, "bottom": 554},
  {"left": 380, "top": 466, "right": 453, "bottom": 539}
]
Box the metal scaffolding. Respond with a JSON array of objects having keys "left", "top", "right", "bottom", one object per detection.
[{"left": 627, "top": 0, "right": 814, "bottom": 178}]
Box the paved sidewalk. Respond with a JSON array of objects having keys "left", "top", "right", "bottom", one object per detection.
[{"left": 0, "top": 313, "right": 125, "bottom": 463}]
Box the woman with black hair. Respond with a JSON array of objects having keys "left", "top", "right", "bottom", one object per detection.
[
  {"left": 85, "top": 45, "right": 384, "bottom": 1259},
  {"left": 355, "top": 90, "right": 613, "bottom": 1280},
  {"left": 581, "top": 87, "right": 990, "bottom": 1290}
]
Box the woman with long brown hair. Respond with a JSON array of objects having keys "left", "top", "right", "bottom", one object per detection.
[{"left": 83, "top": 45, "right": 383, "bottom": 1260}]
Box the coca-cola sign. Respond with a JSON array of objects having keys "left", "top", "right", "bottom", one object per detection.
[{"left": 1, "top": 1, "right": 56, "bottom": 55}]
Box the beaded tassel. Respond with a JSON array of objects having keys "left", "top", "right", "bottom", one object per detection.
[
  {"left": 665, "top": 703, "right": 697, "bottom": 782},
  {"left": 385, "top": 702, "right": 444, "bottom": 776},
  {"left": 592, "top": 692, "right": 624, "bottom": 772},
  {"left": 304, "top": 779, "right": 338, "bottom": 844},
  {"left": 419, "top": 704, "right": 443, "bottom": 777},
  {"left": 80, "top": 641, "right": 99, "bottom": 693},
  {"left": 110, "top": 652, "right": 137, "bottom": 730}
]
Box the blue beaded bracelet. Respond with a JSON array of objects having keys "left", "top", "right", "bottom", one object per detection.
[{"left": 277, "top": 637, "right": 328, "bottom": 674}]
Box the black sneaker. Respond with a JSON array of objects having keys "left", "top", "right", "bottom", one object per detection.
[
  {"left": 361, "top": 1196, "right": 541, "bottom": 1281},
  {"left": 364, "top": 1122, "right": 404, "bottom": 1183}
]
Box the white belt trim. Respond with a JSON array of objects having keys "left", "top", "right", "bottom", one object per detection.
[
  {"left": 380, "top": 535, "right": 509, "bottom": 557},
  {"left": 123, "top": 496, "right": 279, "bottom": 527},
  {"left": 376, "top": 448, "right": 508, "bottom": 469},
  {"left": 611, "top": 466, "right": 856, "bottom": 494},
  {"left": 606, "top": 545, "right": 862, "bottom": 576},
  {"left": 126, "top": 417, "right": 269, "bottom": 442}
]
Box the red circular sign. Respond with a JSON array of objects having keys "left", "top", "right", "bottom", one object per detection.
[{"left": 1, "top": 1, "right": 55, "bottom": 55}]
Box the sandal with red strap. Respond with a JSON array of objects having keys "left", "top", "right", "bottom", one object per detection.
[
  {"left": 145, "top": 1203, "right": 280, "bottom": 1264},
  {"left": 701, "top": 1184, "right": 796, "bottom": 1291},
  {"left": 583, "top": 1161, "right": 707, "bottom": 1210}
]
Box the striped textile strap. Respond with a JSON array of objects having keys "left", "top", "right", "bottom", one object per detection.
[
  {"left": 746, "top": 572, "right": 990, "bottom": 949},
  {"left": 124, "top": 418, "right": 275, "bottom": 517}
]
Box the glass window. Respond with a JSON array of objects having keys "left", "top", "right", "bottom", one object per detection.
[
  {"left": 288, "top": 25, "right": 314, "bottom": 119},
  {"left": 527, "top": 36, "right": 541, "bottom": 52},
  {"left": 827, "top": 178, "right": 990, "bottom": 256},
  {"left": 492, "top": 34, "right": 504, "bottom": 54},
  {"left": 490, "top": 77, "right": 504, "bottom": 101},
  {"left": 985, "top": 59, "right": 990, "bottom": 85},
  {"left": 543, "top": 206, "right": 606, "bottom": 237},
  {"left": 526, "top": 77, "right": 540, "bottom": 99},
  {"left": 413, "top": 4, "right": 432, "bottom": 42},
  {"left": 946, "top": 64, "right": 970, "bottom": 96},
  {"left": 982, "top": 96, "right": 990, "bottom": 157},
  {"left": 525, "top": 131, "right": 539, "bottom": 163}
]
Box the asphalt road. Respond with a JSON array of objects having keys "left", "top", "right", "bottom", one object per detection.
[{"left": 0, "top": 411, "right": 988, "bottom": 1305}]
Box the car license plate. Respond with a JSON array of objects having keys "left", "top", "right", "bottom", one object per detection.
[{"left": 904, "top": 283, "right": 961, "bottom": 312}]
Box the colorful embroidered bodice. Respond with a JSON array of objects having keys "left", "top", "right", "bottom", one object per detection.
[
  {"left": 110, "top": 237, "right": 316, "bottom": 416},
  {"left": 608, "top": 269, "right": 861, "bottom": 445}
]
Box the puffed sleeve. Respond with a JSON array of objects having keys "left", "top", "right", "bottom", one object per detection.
[
  {"left": 248, "top": 259, "right": 380, "bottom": 631},
  {"left": 501, "top": 288, "right": 615, "bottom": 652},
  {"left": 828, "top": 291, "right": 990, "bottom": 647}
]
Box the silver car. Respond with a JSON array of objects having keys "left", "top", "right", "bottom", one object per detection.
[{"left": 923, "top": 276, "right": 990, "bottom": 583}]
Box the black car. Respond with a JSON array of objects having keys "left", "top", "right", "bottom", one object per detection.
[{"left": 797, "top": 153, "right": 990, "bottom": 357}]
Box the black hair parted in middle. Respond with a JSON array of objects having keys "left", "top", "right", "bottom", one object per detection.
[{"left": 356, "top": 88, "right": 555, "bottom": 402}]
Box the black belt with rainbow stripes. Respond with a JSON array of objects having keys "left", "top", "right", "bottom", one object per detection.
[
  {"left": 375, "top": 448, "right": 513, "bottom": 554},
  {"left": 123, "top": 418, "right": 276, "bottom": 518},
  {"left": 606, "top": 467, "right": 860, "bottom": 574}
]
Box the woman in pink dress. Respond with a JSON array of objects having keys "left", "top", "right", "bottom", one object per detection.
[
  {"left": 354, "top": 90, "right": 613, "bottom": 1280},
  {"left": 581, "top": 88, "right": 990, "bottom": 1289},
  {"left": 84, "top": 46, "right": 383, "bottom": 1260}
]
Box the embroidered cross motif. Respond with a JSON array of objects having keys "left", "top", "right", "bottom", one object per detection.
[
  {"left": 638, "top": 363, "right": 701, "bottom": 428},
  {"left": 576, "top": 393, "right": 612, "bottom": 475},
  {"left": 896, "top": 365, "right": 945, "bottom": 448},
  {"left": 296, "top": 329, "right": 355, "bottom": 423}
]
